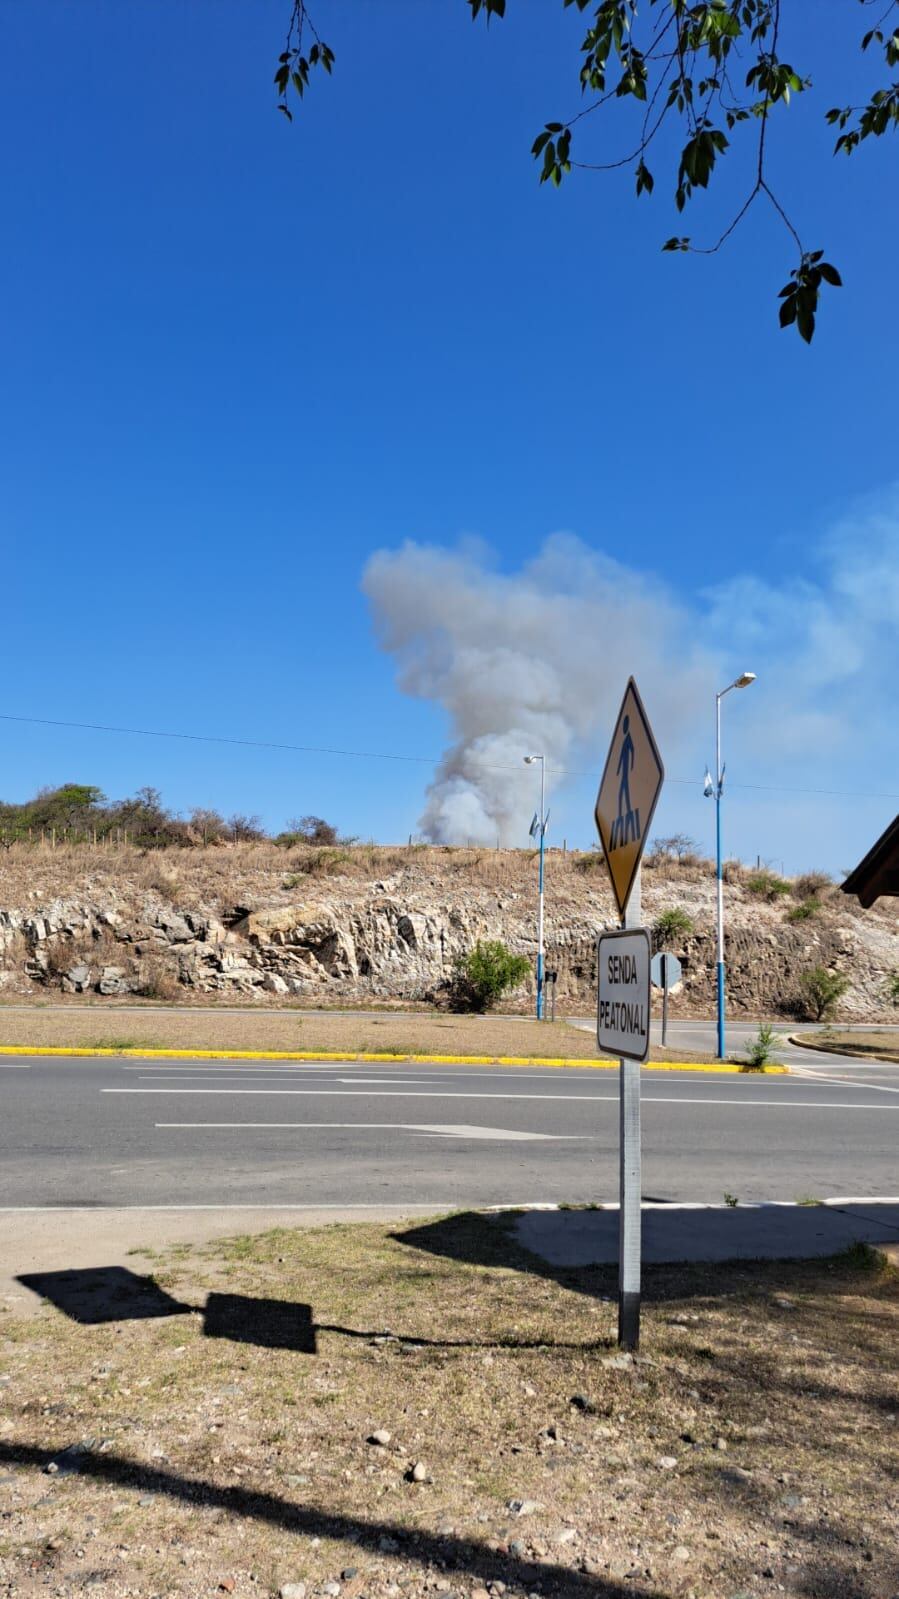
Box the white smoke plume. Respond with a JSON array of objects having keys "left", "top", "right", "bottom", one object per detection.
[
  {"left": 362, "top": 493, "right": 899, "bottom": 867},
  {"left": 362, "top": 534, "right": 716, "bottom": 845}
]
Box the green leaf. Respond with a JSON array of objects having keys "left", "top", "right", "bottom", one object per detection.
[{"left": 819, "top": 261, "right": 842, "bottom": 287}]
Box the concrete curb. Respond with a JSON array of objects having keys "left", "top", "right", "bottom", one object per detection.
[
  {"left": 787, "top": 1032, "right": 899, "bottom": 1064},
  {"left": 0, "top": 1044, "right": 788, "bottom": 1072}
]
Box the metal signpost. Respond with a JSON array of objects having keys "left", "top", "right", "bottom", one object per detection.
[
  {"left": 594, "top": 677, "right": 664, "bottom": 1352},
  {"left": 650, "top": 951, "right": 682, "bottom": 1048}
]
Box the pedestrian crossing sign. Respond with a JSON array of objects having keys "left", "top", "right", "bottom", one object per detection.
[{"left": 594, "top": 677, "right": 665, "bottom": 920}]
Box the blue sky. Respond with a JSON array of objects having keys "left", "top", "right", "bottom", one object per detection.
[{"left": 2, "top": 2, "right": 897, "bottom": 872}]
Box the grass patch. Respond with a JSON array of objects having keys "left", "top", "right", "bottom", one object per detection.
[
  {"left": 786, "top": 898, "right": 822, "bottom": 922},
  {"left": 795, "top": 1027, "right": 899, "bottom": 1062},
  {"left": 746, "top": 870, "right": 791, "bottom": 901},
  {"left": 1, "top": 1215, "right": 896, "bottom": 1598}
]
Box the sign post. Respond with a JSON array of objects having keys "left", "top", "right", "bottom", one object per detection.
[
  {"left": 650, "top": 951, "right": 682, "bottom": 1048},
  {"left": 594, "top": 678, "right": 664, "bottom": 1352}
]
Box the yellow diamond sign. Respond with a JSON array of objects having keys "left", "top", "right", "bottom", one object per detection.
[{"left": 595, "top": 677, "right": 665, "bottom": 921}]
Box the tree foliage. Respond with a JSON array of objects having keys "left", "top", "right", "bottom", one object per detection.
[
  {"left": 652, "top": 906, "right": 694, "bottom": 946},
  {"left": 0, "top": 786, "right": 341, "bottom": 850},
  {"left": 451, "top": 939, "right": 532, "bottom": 1011},
  {"left": 797, "top": 965, "right": 849, "bottom": 1021},
  {"left": 280, "top": 1, "right": 899, "bottom": 339}
]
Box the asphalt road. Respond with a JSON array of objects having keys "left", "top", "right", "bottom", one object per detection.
[{"left": 2, "top": 1055, "right": 897, "bottom": 1209}]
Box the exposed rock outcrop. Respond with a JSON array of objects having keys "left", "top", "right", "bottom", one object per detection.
[{"left": 0, "top": 845, "right": 896, "bottom": 1019}]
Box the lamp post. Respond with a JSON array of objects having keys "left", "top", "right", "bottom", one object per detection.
[
  {"left": 705, "top": 672, "right": 756, "bottom": 1060},
  {"left": 524, "top": 754, "right": 547, "bottom": 1020}
]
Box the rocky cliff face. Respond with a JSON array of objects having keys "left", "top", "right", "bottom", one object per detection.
[{"left": 0, "top": 843, "right": 896, "bottom": 1019}]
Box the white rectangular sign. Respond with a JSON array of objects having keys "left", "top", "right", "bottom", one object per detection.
[{"left": 597, "top": 928, "right": 651, "bottom": 1063}]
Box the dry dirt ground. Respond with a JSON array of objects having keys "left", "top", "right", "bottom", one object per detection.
[
  {"left": 0, "top": 1010, "right": 599, "bottom": 1060},
  {"left": 1, "top": 1216, "right": 896, "bottom": 1599},
  {"left": 0, "top": 1009, "right": 753, "bottom": 1065}
]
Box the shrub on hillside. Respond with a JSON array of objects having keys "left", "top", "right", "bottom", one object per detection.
[
  {"left": 793, "top": 870, "right": 832, "bottom": 900},
  {"left": 451, "top": 940, "right": 531, "bottom": 1013},
  {"left": 652, "top": 907, "right": 694, "bottom": 947},
  {"left": 188, "top": 808, "right": 229, "bottom": 845},
  {"left": 645, "top": 834, "right": 704, "bottom": 868},
  {"left": 786, "top": 898, "right": 822, "bottom": 922},
  {"left": 281, "top": 815, "right": 340, "bottom": 846},
  {"left": 227, "top": 813, "right": 266, "bottom": 843},
  {"left": 721, "top": 858, "right": 747, "bottom": 885},
  {"left": 746, "top": 870, "right": 791, "bottom": 902},
  {"left": 574, "top": 848, "right": 605, "bottom": 873},
  {"left": 282, "top": 848, "right": 353, "bottom": 884},
  {"left": 797, "top": 966, "right": 849, "bottom": 1022},
  {"left": 887, "top": 972, "right": 899, "bottom": 1005}
]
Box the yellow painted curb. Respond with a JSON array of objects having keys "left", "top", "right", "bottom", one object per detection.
[{"left": 0, "top": 1044, "right": 787, "bottom": 1072}]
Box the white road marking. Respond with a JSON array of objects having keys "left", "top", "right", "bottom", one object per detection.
[
  {"left": 153, "top": 1122, "right": 579, "bottom": 1141},
  {"left": 134, "top": 1075, "right": 434, "bottom": 1086},
  {"left": 103, "top": 1088, "right": 896, "bottom": 1109},
  {"left": 0, "top": 1064, "right": 31, "bottom": 1069},
  {"left": 788, "top": 1066, "right": 899, "bottom": 1095}
]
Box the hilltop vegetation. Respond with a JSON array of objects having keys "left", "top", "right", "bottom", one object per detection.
[{"left": 0, "top": 782, "right": 349, "bottom": 849}]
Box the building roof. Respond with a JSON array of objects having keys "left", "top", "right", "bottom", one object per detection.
[{"left": 841, "top": 813, "right": 899, "bottom": 908}]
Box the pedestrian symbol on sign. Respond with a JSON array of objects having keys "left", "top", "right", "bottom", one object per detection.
[
  {"left": 612, "top": 714, "right": 640, "bottom": 851},
  {"left": 594, "top": 678, "right": 664, "bottom": 920}
]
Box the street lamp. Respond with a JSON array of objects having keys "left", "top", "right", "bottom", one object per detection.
[
  {"left": 705, "top": 672, "right": 756, "bottom": 1060},
  {"left": 524, "top": 754, "right": 548, "bottom": 1020}
]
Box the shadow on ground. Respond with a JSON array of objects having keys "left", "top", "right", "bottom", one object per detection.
[
  {"left": 0, "top": 1439, "right": 655, "bottom": 1599},
  {"left": 15, "top": 1264, "right": 610, "bottom": 1354},
  {"left": 17, "top": 1267, "right": 192, "bottom": 1323},
  {"left": 393, "top": 1208, "right": 899, "bottom": 1303},
  {"left": 17, "top": 1269, "right": 317, "bottom": 1353}
]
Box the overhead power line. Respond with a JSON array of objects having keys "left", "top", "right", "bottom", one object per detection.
[{"left": 0, "top": 711, "right": 895, "bottom": 803}]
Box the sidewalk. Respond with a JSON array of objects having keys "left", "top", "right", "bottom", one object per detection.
[{"left": 515, "top": 1197, "right": 899, "bottom": 1266}]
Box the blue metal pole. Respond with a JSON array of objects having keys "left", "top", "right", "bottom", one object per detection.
[
  {"left": 715, "top": 690, "right": 725, "bottom": 1060},
  {"left": 537, "top": 821, "right": 545, "bottom": 1020},
  {"left": 716, "top": 788, "right": 725, "bottom": 1059}
]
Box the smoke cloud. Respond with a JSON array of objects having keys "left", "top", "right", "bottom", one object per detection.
[
  {"left": 362, "top": 534, "right": 716, "bottom": 844},
  {"left": 363, "top": 492, "right": 899, "bottom": 866}
]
